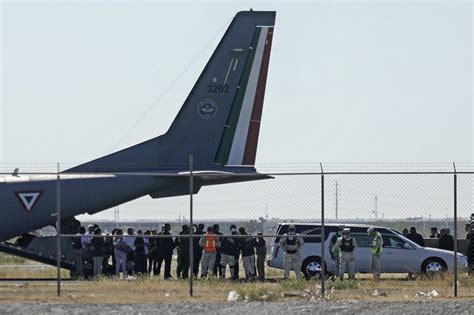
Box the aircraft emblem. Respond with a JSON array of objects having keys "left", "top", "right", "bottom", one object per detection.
[
  {"left": 15, "top": 191, "right": 43, "bottom": 212},
  {"left": 198, "top": 99, "right": 217, "bottom": 119}
]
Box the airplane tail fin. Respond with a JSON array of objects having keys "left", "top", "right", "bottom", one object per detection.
[{"left": 67, "top": 11, "right": 275, "bottom": 173}]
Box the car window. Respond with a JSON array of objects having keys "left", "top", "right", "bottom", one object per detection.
[
  {"left": 352, "top": 233, "right": 371, "bottom": 247},
  {"left": 347, "top": 227, "right": 370, "bottom": 234},
  {"left": 274, "top": 225, "right": 337, "bottom": 243},
  {"left": 275, "top": 225, "right": 316, "bottom": 243},
  {"left": 382, "top": 235, "right": 410, "bottom": 249},
  {"left": 301, "top": 228, "right": 332, "bottom": 243},
  {"left": 302, "top": 228, "right": 321, "bottom": 243}
]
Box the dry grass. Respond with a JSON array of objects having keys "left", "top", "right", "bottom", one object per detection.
[
  {"left": 0, "top": 255, "right": 27, "bottom": 265},
  {"left": 0, "top": 253, "right": 472, "bottom": 303},
  {"left": 0, "top": 276, "right": 472, "bottom": 304}
]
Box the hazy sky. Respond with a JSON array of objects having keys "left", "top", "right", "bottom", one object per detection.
[
  {"left": 1, "top": 1, "right": 472, "bottom": 221},
  {"left": 1, "top": 1, "right": 472, "bottom": 169}
]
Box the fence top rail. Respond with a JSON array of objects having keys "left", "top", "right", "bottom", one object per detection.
[
  {"left": 0, "top": 162, "right": 472, "bottom": 174},
  {"left": 58, "top": 234, "right": 320, "bottom": 239}
]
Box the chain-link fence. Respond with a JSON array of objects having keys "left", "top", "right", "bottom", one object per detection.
[{"left": 0, "top": 162, "right": 472, "bottom": 302}]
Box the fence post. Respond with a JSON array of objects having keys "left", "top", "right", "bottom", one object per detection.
[
  {"left": 56, "top": 163, "right": 61, "bottom": 297},
  {"left": 453, "top": 163, "right": 458, "bottom": 297},
  {"left": 320, "top": 163, "right": 325, "bottom": 296},
  {"left": 189, "top": 155, "right": 194, "bottom": 297}
]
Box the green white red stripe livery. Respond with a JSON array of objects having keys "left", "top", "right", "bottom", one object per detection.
[{"left": 215, "top": 25, "right": 274, "bottom": 166}]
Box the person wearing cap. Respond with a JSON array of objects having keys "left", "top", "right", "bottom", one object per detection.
[
  {"left": 368, "top": 227, "right": 383, "bottom": 280},
  {"left": 333, "top": 228, "right": 357, "bottom": 280},
  {"left": 329, "top": 225, "right": 345, "bottom": 278},
  {"left": 279, "top": 224, "right": 304, "bottom": 279}
]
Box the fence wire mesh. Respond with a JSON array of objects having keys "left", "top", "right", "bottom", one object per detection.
[{"left": 0, "top": 163, "right": 472, "bottom": 302}]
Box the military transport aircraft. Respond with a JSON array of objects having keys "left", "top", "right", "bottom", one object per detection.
[{"left": 0, "top": 10, "right": 276, "bottom": 265}]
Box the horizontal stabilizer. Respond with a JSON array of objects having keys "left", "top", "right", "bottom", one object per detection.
[{"left": 148, "top": 177, "right": 201, "bottom": 199}]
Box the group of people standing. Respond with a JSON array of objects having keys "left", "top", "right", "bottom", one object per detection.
[
  {"left": 193, "top": 224, "right": 267, "bottom": 281},
  {"left": 71, "top": 223, "right": 268, "bottom": 281},
  {"left": 428, "top": 226, "right": 455, "bottom": 251},
  {"left": 72, "top": 224, "right": 165, "bottom": 280},
  {"left": 403, "top": 226, "right": 460, "bottom": 251}
]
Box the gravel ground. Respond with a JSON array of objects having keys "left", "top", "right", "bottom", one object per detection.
[{"left": 0, "top": 301, "right": 473, "bottom": 315}]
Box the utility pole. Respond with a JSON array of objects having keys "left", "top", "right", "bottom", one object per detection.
[
  {"left": 114, "top": 206, "right": 120, "bottom": 227},
  {"left": 373, "top": 195, "right": 378, "bottom": 220},
  {"left": 334, "top": 181, "right": 339, "bottom": 220}
]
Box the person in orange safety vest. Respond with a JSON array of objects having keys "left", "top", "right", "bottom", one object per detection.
[{"left": 199, "top": 226, "right": 221, "bottom": 278}]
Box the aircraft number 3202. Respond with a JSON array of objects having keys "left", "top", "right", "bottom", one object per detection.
[{"left": 208, "top": 84, "right": 229, "bottom": 93}]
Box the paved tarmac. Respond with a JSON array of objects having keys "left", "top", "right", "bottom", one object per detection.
[{"left": 0, "top": 300, "right": 473, "bottom": 314}]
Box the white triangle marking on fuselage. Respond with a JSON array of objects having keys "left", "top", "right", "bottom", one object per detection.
[{"left": 18, "top": 192, "right": 41, "bottom": 211}]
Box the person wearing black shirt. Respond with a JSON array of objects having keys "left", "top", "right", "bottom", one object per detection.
[
  {"left": 407, "top": 227, "right": 425, "bottom": 247},
  {"left": 239, "top": 227, "right": 256, "bottom": 280},
  {"left": 255, "top": 233, "right": 267, "bottom": 281},
  {"left": 148, "top": 229, "right": 159, "bottom": 276},
  {"left": 402, "top": 228, "right": 409, "bottom": 238},
  {"left": 467, "top": 224, "right": 474, "bottom": 276},
  {"left": 133, "top": 235, "right": 147, "bottom": 276},
  {"left": 175, "top": 225, "right": 191, "bottom": 279},
  {"left": 90, "top": 228, "right": 106, "bottom": 280},
  {"left": 219, "top": 228, "right": 239, "bottom": 280},
  {"left": 429, "top": 227, "right": 440, "bottom": 239},
  {"left": 230, "top": 224, "right": 240, "bottom": 280},
  {"left": 438, "top": 228, "right": 454, "bottom": 251},
  {"left": 103, "top": 232, "right": 115, "bottom": 276},
  {"left": 156, "top": 223, "right": 175, "bottom": 279},
  {"left": 192, "top": 223, "right": 205, "bottom": 278},
  {"left": 212, "top": 224, "right": 224, "bottom": 277}
]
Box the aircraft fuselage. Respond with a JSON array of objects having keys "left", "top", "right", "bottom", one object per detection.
[{"left": 0, "top": 174, "right": 164, "bottom": 241}]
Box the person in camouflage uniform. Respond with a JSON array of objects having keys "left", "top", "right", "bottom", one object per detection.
[
  {"left": 329, "top": 225, "right": 345, "bottom": 278},
  {"left": 333, "top": 228, "right": 357, "bottom": 280},
  {"left": 279, "top": 224, "right": 304, "bottom": 279}
]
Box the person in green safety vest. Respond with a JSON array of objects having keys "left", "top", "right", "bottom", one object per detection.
[{"left": 368, "top": 227, "right": 383, "bottom": 280}]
